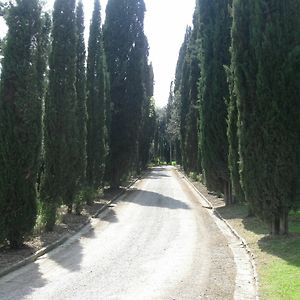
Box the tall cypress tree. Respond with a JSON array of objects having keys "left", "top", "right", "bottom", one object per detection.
[
  {"left": 226, "top": 66, "right": 244, "bottom": 203},
  {"left": 232, "top": 0, "right": 300, "bottom": 234},
  {"left": 198, "top": 0, "right": 232, "bottom": 204},
  {"left": 75, "top": 0, "right": 87, "bottom": 188},
  {"left": 41, "top": 0, "right": 78, "bottom": 230},
  {"left": 104, "top": 0, "right": 149, "bottom": 188},
  {"left": 139, "top": 63, "right": 155, "bottom": 170},
  {"left": 177, "top": 27, "right": 192, "bottom": 171},
  {"left": 0, "top": 0, "right": 44, "bottom": 247},
  {"left": 177, "top": 7, "right": 201, "bottom": 174},
  {"left": 86, "top": 0, "right": 107, "bottom": 191}
]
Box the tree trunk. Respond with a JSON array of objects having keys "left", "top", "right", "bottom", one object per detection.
[
  {"left": 169, "top": 141, "right": 172, "bottom": 164},
  {"left": 247, "top": 206, "right": 255, "bottom": 218},
  {"left": 44, "top": 202, "right": 57, "bottom": 232},
  {"left": 8, "top": 232, "right": 24, "bottom": 249},
  {"left": 279, "top": 207, "right": 289, "bottom": 235},
  {"left": 224, "top": 180, "right": 233, "bottom": 206},
  {"left": 270, "top": 214, "right": 280, "bottom": 235},
  {"left": 67, "top": 204, "right": 73, "bottom": 214}
]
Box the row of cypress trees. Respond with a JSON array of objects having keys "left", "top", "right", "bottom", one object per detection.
[
  {"left": 0, "top": 0, "right": 154, "bottom": 248},
  {"left": 170, "top": 0, "right": 300, "bottom": 235},
  {"left": 104, "top": 0, "right": 155, "bottom": 188}
]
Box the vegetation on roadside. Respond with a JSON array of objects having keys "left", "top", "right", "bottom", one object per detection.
[
  {"left": 0, "top": 0, "right": 154, "bottom": 248},
  {"left": 162, "top": 0, "right": 300, "bottom": 236}
]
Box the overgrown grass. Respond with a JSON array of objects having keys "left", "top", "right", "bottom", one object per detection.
[{"left": 215, "top": 204, "right": 300, "bottom": 299}]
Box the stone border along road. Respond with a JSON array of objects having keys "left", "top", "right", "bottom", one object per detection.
[
  {"left": 177, "top": 168, "right": 259, "bottom": 300},
  {"left": 0, "top": 175, "right": 143, "bottom": 279}
]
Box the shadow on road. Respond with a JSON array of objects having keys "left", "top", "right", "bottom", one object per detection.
[
  {"left": 47, "top": 238, "right": 84, "bottom": 273},
  {"left": 47, "top": 227, "right": 95, "bottom": 273},
  {"left": 120, "top": 189, "right": 190, "bottom": 210},
  {"left": 98, "top": 208, "right": 119, "bottom": 223},
  {"left": 146, "top": 172, "right": 171, "bottom": 180},
  {"left": 0, "top": 263, "right": 47, "bottom": 300}
]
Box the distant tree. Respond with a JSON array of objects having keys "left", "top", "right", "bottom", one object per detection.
[
  {"left": 86, "top": 0, "right": 107, "bottom": 193},
  {"left": 232, "top": 0, "right": 300, "bottom": 234},
  {"left": 166, "top": 83, "right": 181, "bottom": 163},
  {"left": 104, "top": 0, "right": 149, "bottom": 188},
  {"left": 154, "top": 108, "right": 170, "bottom": 163},
  {"left": 139, "top": 63, "right": 155, "bottom": 169},
  {"left": 0, "top": 0, "right": 44, "bottom": 247},
  {"left": 177, "top": 9, "right": 201, "bottom": 174},
  {"left": 198, "top": 0, "right": 232, "bottom": 204},
  {"left": 177, "top": 28, "right": 192, "bottom": 171},
  {"left": 41, "top": 0, "right": 78, "bottom": 229}
]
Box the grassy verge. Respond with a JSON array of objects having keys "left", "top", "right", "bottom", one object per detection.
[{"left": 216, "top": 204, "right": 300, "bottom": 299}]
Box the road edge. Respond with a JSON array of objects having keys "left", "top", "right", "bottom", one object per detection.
[
  {"left": 0, "top": 174, "right": 144, "bottom": 279},
  {"left": 176, "top": 168, "right": 259, "bottom": 300}
]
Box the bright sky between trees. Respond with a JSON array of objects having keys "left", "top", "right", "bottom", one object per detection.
[{"left": 0, "top": 0, "right": 195, "bottom": 108}]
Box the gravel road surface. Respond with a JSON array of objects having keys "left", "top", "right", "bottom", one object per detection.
[{"left": 0, "top": 167, "right": 240, "bottom": 299}]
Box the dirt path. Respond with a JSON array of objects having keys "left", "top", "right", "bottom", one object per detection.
[{"left": 0, "top": 166, "right": 254, "bottom": 299}]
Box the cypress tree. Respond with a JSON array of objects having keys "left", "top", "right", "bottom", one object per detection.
[
  {"left": 139, "top": 63, "right": 155, "bottom": 170},
  {"left": 41, "top": 0, "right": 78, "bottom": 229},
  {"left": 86, "top": 0, "right": 107, "bottom": 192},
  {"left": 198, "top": 0, "right": 232, "bottom": 204},
  {"left": 75, "top": 0, "right": 87, "bottom": 188},
  {"left": 232, "top": 0, "right": 300, "bottom": 234},
  {"left": 0, "top": 0, "right": 44, "bottom": 247},
  {"left": 104, "top": 0, "right": 149, "bottom": 188},
  {"left": 177, "top": 27, "right": 192, "bottom": 171},
  {"left": 177, "top": 8, "right": 201, "bottom": 174},
  {"left": 226, "top": 67, "right": 244, "bottom": 203},
  {"left": 165, "top": 83, "right": 175, "bottom": 163},
  {"left": 174, "top": 9, "right": 201, "bottom": 174}
]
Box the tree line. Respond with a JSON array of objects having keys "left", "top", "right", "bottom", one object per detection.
[
  {"left": 0, "top": 0, "right": 155, "bottom": 248},
  {"left": 161, "top": 0, "right": 300, "bottom": 235}
]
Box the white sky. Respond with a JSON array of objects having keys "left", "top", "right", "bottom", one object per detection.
[{"left": 0, "top": 0, "right": 195, "bottom": 108}]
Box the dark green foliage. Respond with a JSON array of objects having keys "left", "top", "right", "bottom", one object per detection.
[
  {"left": 36, "top": 12, "right": 51, "bottom": 100},
  {"left": 174, "top": 28, "right": 190, "bottom": 168},
  {"left": 198, "top": 0, "right": 232, "bottom": 203},
  {"left": 0, "top": 0, "right": 44, "bottom": 247},
  {"left": 176, "top": 14, "right": 201, "bottom": 173},
  {"left": 75, "top": 0, "right": 87, "bottom": 187},
  {"left": 232, "top": 0, "right": 300, "bottom": 234},
  {"left": 86, "top": 0, "right": 107, "bottom": 191},
  {"left": 226, "top": 67, "right": 244, "bottom": 203},
  {"left": 74, "top": 0, "right": 87, "bottom": 212},
  {"left": 176, "top": 28, "right": 192, "bottom": 171},
  {"left": 104, "top": 0, "right": 150, "bottom": 187},
  {"left": 139, "top": 64, "right": 155, "bottom": 170},
  {"left": 41, "top": 0, "right": 78, "bottom": 229},
  {"left": 153, "top": 108, "right": 170, "bottom": 164},
  {"left": 0, "top": 37, "right": 5, "bottom": 56},
  {"left": 165, "top": 83, "right": 180, "bottom": 163}
]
